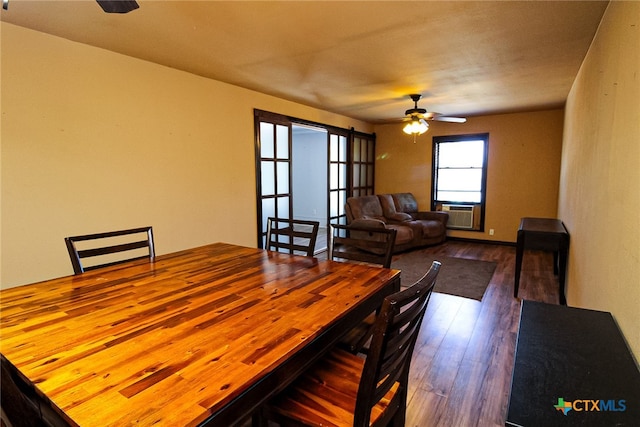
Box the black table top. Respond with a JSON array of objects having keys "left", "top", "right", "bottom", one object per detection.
[
  {"left": 518, "top": 217, "right": 568, "bottom": 234},
  {"left": 506, "top": 300, "right": 640, "bottom": 426}
]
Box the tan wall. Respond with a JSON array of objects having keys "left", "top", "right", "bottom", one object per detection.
[
  {"left": 375, "top": 109, "right": 564, "bottom": 243},
  {"left": 559, "top": 2, "right": 640, "bottom": 356},
  {"left": 0, "top": 23, "right": 371, "bottom": 289}
]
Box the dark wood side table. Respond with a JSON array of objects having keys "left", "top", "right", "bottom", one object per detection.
[
  {"left": 506, "top": 301, "right": 640, "bottom": 426},
  {"left": 514, "top": 217, "right": 569, "bottom": 305}
]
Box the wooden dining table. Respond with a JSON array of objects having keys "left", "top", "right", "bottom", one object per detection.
[{"left": 0, "top": 243, "right": 400, "bottom": 426}]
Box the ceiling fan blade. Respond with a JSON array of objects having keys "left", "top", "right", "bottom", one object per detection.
[
  {"left": 433, "top": 116, "right": 467, "bottom": 123},
  {"left": 96, "top": 0, "right": 139, "bottom": 13}
]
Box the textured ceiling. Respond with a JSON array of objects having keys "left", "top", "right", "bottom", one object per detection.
[{"left": 1, "top": 0, "right": 609, "bottom": 123}]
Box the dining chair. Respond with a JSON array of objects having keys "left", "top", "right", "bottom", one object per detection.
[
  {"left": 328, "top": 223, "right": 397, "bottom": 269},
  {"left": 329, "top": 223, "right": 397, "bottom": 353},
  {"left": 64, "top": 226, "right": 155, "bottom": 274},
  {"left": 255, "top": 260, "right": 441, "bottom": 427},
  {"left": 265, "top": 217, "right": 320, "bottom": 257}
]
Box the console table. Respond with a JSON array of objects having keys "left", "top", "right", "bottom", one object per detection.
[
  {"left": 506, "top": 301, "right": 640, "bottom": 426},
  {"left": 514, "top": 217, "right": 569, "bottom": 305}
]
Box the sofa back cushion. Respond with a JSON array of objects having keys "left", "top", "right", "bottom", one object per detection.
[
  {"left": 379, "top": 194, "right": 412, "bottom": 222},
  {"left": 378, "top": 194, "right": 396, "bottom": 216},
  {"left": 346, "top": 195, "right": 385, "bottom": 221},
  {"left": 392, "top": 193, "right": 420, "bottom": 214}
]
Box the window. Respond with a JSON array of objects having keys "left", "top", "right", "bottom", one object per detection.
[{"left": 432, "top": 133, "right": 488, "bottom": 231}]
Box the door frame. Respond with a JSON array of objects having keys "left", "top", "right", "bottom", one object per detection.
[{"left": 254, "top": 109, "right": 375, "bottom": 249}]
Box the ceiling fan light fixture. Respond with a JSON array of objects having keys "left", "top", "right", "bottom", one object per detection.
[
  {"left": 399, "top": 94, "right": 465, "bottom": 141},
  {"left": 403, "top": 117, "right": 429, "bottom": 135}
]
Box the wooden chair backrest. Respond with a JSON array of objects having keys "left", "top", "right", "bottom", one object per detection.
[
  {"left": 64, "top": 226, "right": 155, "bottom": 274},
  {"left": 328, "top": 223, "right": 396, "bottom": 268},
  {"left": 265, "top": 218, "right": 320, "bottom": 257},
  {"left": 355, "top": 261, "right": 441, "bottom": 427}
]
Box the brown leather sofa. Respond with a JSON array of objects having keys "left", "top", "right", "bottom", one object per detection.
[{"left": 345, "top": 193, "right": 448, "bottom": 253}]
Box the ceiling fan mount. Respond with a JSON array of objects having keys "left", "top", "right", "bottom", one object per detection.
[
  {"left": 405, "top": 94, "right": 427, "bottom": 116},
  {"left": 403, "top": 94, "right": 467, "bottom": 123}
]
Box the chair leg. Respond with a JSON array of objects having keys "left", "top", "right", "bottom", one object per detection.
[
  {"left": 251, "top": 409, "right": 268, "bottom": 427},
  {"left": 389, "top": 410, "right": 406, "bottom": 427},
  {"left": 388, "top": 387, "right": 408, "bottom": 427}
]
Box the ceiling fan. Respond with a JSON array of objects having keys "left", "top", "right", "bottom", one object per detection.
[
  {"left": 96, "top": 0, "right": 139, "bottom": 13},
  {"left": 402, "top": 94, "right": 466, "bottom": 142},
  {"left": 2, "top": 0, "right": 139, "bottom": 12},
  {"left": 404, "top": 94, "right": 467, "bottom": 124}
]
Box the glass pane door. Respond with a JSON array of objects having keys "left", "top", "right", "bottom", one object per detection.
[
  {"left": 328, "top": 131, "right": 349, "bottom": 227},
  {"left": 352, "top": 132, "right": 376, "bottom": 197},
  {"left": 255, "top": 110, "right": 376, "bottom": 249},
  {"left": 256, "top": 114, "right": 292, "bottom": 248}
]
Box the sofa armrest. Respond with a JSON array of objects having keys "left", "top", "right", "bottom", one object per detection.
[
  {"left": 414, "top": 211, "right": 449, "bottom": 226},
  {"left": 350, "top": 218, "right": 387, "bottom": 229},
  {"left": 387, "top": 212, "right": 413, "bottom": 222}
]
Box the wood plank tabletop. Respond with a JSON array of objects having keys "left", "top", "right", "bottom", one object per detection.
[{"left": 0, "top": 243, "right": 400, "bottom": 426}]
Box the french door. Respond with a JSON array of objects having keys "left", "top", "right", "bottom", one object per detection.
[{"left": 254, "top": 110, "right": 375, "bottom": 249}]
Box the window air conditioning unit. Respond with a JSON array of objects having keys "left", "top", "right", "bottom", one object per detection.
[{"left": 442, "top": 204, "right": 474, "bottom": 229}]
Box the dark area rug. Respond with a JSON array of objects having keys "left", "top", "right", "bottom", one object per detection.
[{"left": 391, "top": 251, "right": 497, "bottom": 301}]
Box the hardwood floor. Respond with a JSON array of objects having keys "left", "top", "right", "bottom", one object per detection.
[
  {"left": 403, "top": 240, "right": 560, "bottom": 427},
  {"left": 244, "top": 240, "right": 561, "bottom": 426}
]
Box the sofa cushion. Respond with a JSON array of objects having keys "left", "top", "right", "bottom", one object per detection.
[
  {"left": 350, "top": 218, "right": 386, "bottom": 229},
  {"left": 378, "top": 194, "right": 396, "bottom": 216},
  {"left": 385, "top": 224, "right": 414, "bottom": 245},
  {"left": 378, "top": 194, "right": 412, "bottom": 222},
  {"left": 413, "top": 219, "right": 446, "bottom": 238},
  {"left": 346, "top": 195, "right": 385, "bottom": 222},
  {"left": 392, "top": 193, "right": 420, "bottom": 216},
  {"left": 388, "top": 212, "right": 412, "bottom": 222}
]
